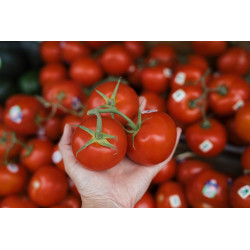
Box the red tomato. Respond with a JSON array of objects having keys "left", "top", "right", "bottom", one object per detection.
[
  {"left": 185, "top": 119, "right": 227, "bottom": 157},
  {"left": 152, "top": 158, "right": 176, "bottom": 184},
  {"left": 230, "top": 175, "right": 250, "bottom": 208},
  {"left": 51, "top": 194, "right": 81, "bottom": 208},
  {"left": 39, "top": 63, "right": 67, "bottom": 87},
  {"left": 28, "top": 166, "right": 68, "bottom": 207},
  {"left": 100, "top": 44, "right": 132, "bottom": 75},
  {"left": 191, "top": 41, "right": 227, "bottom": 57},
  {"left": 0, "top": 106, "right": 4, "bottom": 122},
  {"left": 127, "top": 64, "right": 143, "bottom": 88},
  {"left": 156, "top": 181, "right": 188, "bottom": 208},
  {"left": 20, "top": 138, "right": 53, "bottom": 172},
  {"left": 170, "top": 64, "right": 205, "bottom": 90},
  {"left": 208, "top": 75, "right": 249, "bottom": 116},
  {"left": 186, "top": 169, "right": 230, "bottom": 208},
  {"left": 141, "top": 66, "right": 170, "bottom": 93},
  {"left": 187, "top": 54, "right": 209, "bottom": 73},
  {"left": 0, "top": 163, "right": 28, "bottom": 196},
  {"left": 217, "top": 47, "right": 250, "bottom": 76},
  {"left": 134, "top": 192, "right": 155, "bottom": 208},
  {"left": 72, "top": 117, "right": 127, "bottom": 171},
  {"left": 167, "top": 86, "right": 205, "bottom": 124},
  {"left": 0, "top": 125, "right": 23, "bottom": 163},
  {"left": 148, "top": 44, "right": 176, "bottom": 68},
  {"left": 40, "top": 41, "right": 61, "bottom": 63},
  {"left": 86, "top": 41, "right": 111, "bottom": 49},
  {"left": 141, "top": 92, "right": 165, "bottom": 112},
  {"left": 61, "top": 41, "right": 90, "bottom": 63},
  {"left": 241, "top": 147, "right": 250, "bottom": 172},
  {"left": 61, "top": 115, "right": 82, "bottom": 132},
  {"left": 4, "top": 95, "right": 46, "bottom": 136},
  {"left": 177, "top": 159, "right": 213, "bottom": 185},
  {"left": 44, "top": 116, "right": 62, "bottom": 141},
  {"left": 0, "top": 195, "right": 38, "bottom": 208},
  {"left": 234, "top": 101, "right": 250, "bottom": 143},
  {"left": 43, "top": 80, "right": 84, "bottom": 114},
  {"left": 70, "top": 57, "right": 103, "bottom": 87},
  {"left": 123, "top": 41, "right": 145, "bottom": 59},
  {"left": 52, "top": 144, "right": 64, "bottom": 171},
  {"left": 85, "top": 81, "right": 139, "bottom": 125},
  {"left": 127, "top": 111, "right": 177, "bottom": 165}
]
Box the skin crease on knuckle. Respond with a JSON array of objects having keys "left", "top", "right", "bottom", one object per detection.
[{"left": 58, "top": 99, "right": 181, "bottom": 208}]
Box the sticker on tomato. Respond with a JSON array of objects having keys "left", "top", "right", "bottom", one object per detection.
[
  {"left": 72, "top": 97, "right": 82, "bottom": 111},
  {"left": 7, "top": 164, "right": 19, "bottom": 173},
  {"left": 172, "top": 89, "right": 186, "bottom": 102},
  {"left": 237, "top": 185, "right": 250, "bottom": 199},
  {"left": 169, "top": 195, "right": 181, "bottom": 208},
  {"left": 52, "top": 150, "right": 62, "bottom": 164},
  {"left": 199, "top": 139, "right": 213, "bottom": 153},
  {"left": 9, "top": 105, "right": 23, "bottom": 124},
  {"left": 142, "top": 110, "right": 158, "bottom": 114},
  {"left": 175, "top": 72, "right": 186, "bottom": 85},
  {"left": 202, "top": 179, "right": 218, "bottom": 198},
  {"left": 163, "top": 68, "right": 172, "bottom": 78},
  {"left": 233, "top": 99, "right": 244, "bottom": 111}
]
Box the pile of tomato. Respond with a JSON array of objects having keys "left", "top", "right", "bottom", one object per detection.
[{"left": 0, "top": 41, "right": 250, "bottom": 208}]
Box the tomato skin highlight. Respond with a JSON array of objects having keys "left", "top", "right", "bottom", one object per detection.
[
  {"left": 134, "top": 192, "right": 155, "bottom": 208},
  {"left": 70, "top": 57, "right": 103, "bottom": 87},
  {"left": 4, "top": 95, "right": 46, "bottom": 136},
  {"left": 72, "top": 117, "right": 127, "bottom": 171},
  {"left": 186, "top": 169, "right": 230, "bottom": 208},
  {"left": 185, "top": 119, "right": 227, "bottom": 157},
  {"left": 152, "top": 158, "right": 176, "bottom": 184},
  {"left": 85, "top": 81, "right": 139, "bottom": 125},
  {"left": 0, "top": 195, "right": 38, "bottom": 208},
  {"left": 141, "top": 92, "right": 165, "bottom": 112},
  {"left": 141, "top": 66, "right": 170, "bottom": 93},
  {"left": 234, "top": 101, "right": 250, "bottom": 143},
  {"left": 156, "top": 181, "right": 188, "bottom": 208},
  {"left": 100, "top": 44, "right": 132, "bottom": 75},
  {"left": 217, "top": 47, "right": 250, "bottom": 76},
  {"left": 192, "top": 41, "right": 227, "bottom": 57},
  {"left": 28, "top": 166, "right": 68, "bottom": 207},
  {"left": 177, "top": 159, "right": 213, "bottom": 185},
  {"left": 127, "top": 111, "right": 177, "bottom": 166},
  {"left": 208, "top": 75, "right": 249, "bottom": 116},
  {"left": 0, "top": 163, "right": 28, "bottom": 196},
  {"left": 230, "top": 175, "right": 250, "bottom": 208},
  {"left": 20, "top": 138, "right": 54, "bottom": 172},
  {"left": 52, "top": 144, "right": 64, "bottom": 171},
  {"left": 167, "top": 85, "right": 205, "bottom": 124}
]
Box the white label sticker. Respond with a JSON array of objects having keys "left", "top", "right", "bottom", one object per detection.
[
  {"left": 175, "top": 72, "right": 186, "bottom": 85},
  {"left": 7, "top": 164, "right": 19, "bottom": 173},
  {"left": 52, "top": 150, "right": 62, "bottom": 164},
  {"left": 199, "top": 139, "right": 213, "bottom": 153},
  {"left": 9, "top": 105, "right": 23, "bottom": 124},
  {"left": 172, "top": 89, "right": 186, "bottom": 102},
  {"left": 163, "top": 68, "right": 172, "bottom": 78},
  {"left": 142, "top": 110, "right": 158, "bottom": 114},
  {"left": 233, "top": 99, "right": 244, "bottom": 111},
  {"left": 238, "top": 185, "right": 250, "bottom": 199},
  {"left": 37, "top": 127, "right": 46, "bottom": 137},
  {"left": 169, "top": 195, "right": 181, "bottom": 208},
  {"left": 202, "top": 179, "right": 218, "bottom": 198}
]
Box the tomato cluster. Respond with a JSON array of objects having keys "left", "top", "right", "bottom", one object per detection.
[{"left": 0, "top": 41, "right": 250, "bottom": 208}]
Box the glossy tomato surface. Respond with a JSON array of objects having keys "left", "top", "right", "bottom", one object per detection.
[
  {"left": 167, "top": 85, "right": 205, "bottom": 124},
  {"left": 127, "top": 111, "right": 177, "bottom": 165},
  {"left": 134, "top": 192, "right": 155, "bottom": 208},
  {"left": 187, "top": 54, "right": 209, "bottom": 73},
  {"left": 186, "top": 169, "right": 230, "bottom": 208},
  {"left": 28, "top": 166, "right": 68, "bottom": 207},
  {"left": 141, "top": 92, "right": 165, "bottom": 112},
  {"left": 0, "top": 163, "right": 27, "bottom": 196},
  {"left": 40, "top": 41, "right": 61, "bottom": 63},
  {"left": 52, "top": 144, "right": 64, "bottom": 171},
  {"left": 192, "top": 41, "right": 227, "bottom": 57},
  {"left": 44, "top": 116, "right": 62, "bottom": 141},
  {"left": 208, "top": 75, "right": 249, "bottom": 116},
  {"left": 156, "top": 181, "right": 188, "bottom": 208},
  {"left": 72, "top": 117, "right": 127, "bottom": 171},
  {"left": 230, "top": 175, "right": 250, "bottom": 208},
  {"left": 177, "top": 159, "right": 213, "bottom": 185},
  {"left": 152, "top": 158, "right": 176, "bottom": 184},
  {"left": 123, "top": 41, "right": 145, "bottom": 59},
  {"left": 185, "top": 119, "right": 227, "bottom": 157},
  {"left": 61, "top": 114, "right": 82, "bottom": 132}
]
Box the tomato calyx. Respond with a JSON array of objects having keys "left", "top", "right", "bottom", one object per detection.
[
  {"left": 74, "top": 111, "right": 118, "bottom": 158},
  {"left": 216, "top": 85, "right": 228, "bottom": 96}
]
